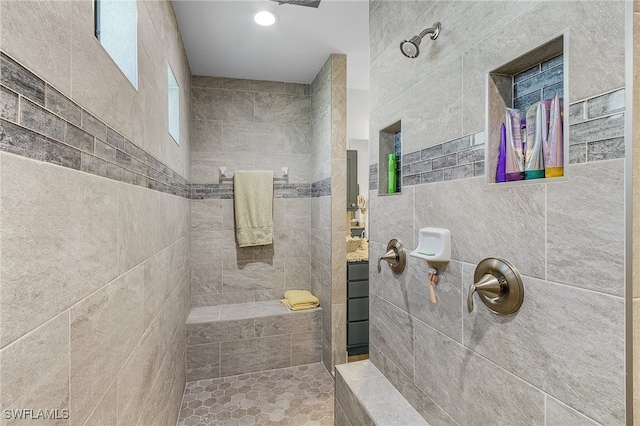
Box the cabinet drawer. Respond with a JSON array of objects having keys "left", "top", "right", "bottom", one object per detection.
[
  {"left": 347, "top": 262, "right": 369, "bottom": 281},
  {"left": 347, "top": 321, "right": 369, "bottom": 346},
  {"left": 348, "top": 280, "right": 369, "bottom": 298},
  {"left": 348, "top": 298, "right": 369, "bottom": 322}
]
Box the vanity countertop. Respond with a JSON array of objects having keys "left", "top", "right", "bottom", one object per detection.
[{"left": 347, "top": 239, "right": 369, "bottom": 263}]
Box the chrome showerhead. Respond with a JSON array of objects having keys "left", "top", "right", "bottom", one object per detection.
[{"left": 400, "top": 22, "right": 441, "bottom": 58}]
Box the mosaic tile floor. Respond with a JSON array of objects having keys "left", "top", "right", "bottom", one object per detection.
[{"left": 177, "top": 363, "right": 334, "bottom": 426}]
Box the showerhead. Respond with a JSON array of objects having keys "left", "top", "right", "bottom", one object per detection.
[{"left": 400, "top": 22, "right": 441, "bottom": 58}]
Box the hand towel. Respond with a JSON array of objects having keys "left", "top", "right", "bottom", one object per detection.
[
  {"left": 281, "top": 290, "right": 320, "bottom": 311},
  {"left": 234, "top": 170, "right": 274, "bottom": 247}
]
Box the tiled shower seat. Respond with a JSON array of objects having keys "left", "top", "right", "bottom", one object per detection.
[{"left": 186, "top": 300, "right": 322, "bottom": 381}]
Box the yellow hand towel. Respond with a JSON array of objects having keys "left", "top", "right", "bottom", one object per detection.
[{"left": 281, "top": 290, "right": 319, "bottom": 311}]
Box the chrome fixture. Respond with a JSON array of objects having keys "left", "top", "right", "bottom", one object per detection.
[
  {"left": 400, "top": 22, "right": 441, "bottom": 58},
  {"left": 467, "top": 257, "right": 524, "bottom": 315},
  {"left": 377, "top": 239, "right": 406, "bottom": 274}
]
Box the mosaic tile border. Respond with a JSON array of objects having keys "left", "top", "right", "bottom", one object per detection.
[
  {"left": 0, "top": 52, "right": 191, "bottom": 198},
  {"left": 190, "top": 183, "right": 312, "bottom": 200},
  {"left": 401, "top": 132, "right": 485, "bottom": 186},
  {"left": 311, "top": 177, "right": 331, "bottom": 198},
  {"left": 369, "top": 88, "right": 625, "bottom": 189},
  {"left": 567, "top": 88, "right": 625, "bottom": 163},
  {"left": 0, "top": 52, "right": 327, "bottom": 201}
]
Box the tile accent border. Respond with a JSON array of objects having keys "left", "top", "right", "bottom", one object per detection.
[
  {"left": 311, "top": 177, "right": 331, "bottom": 197},
  {"left": 567, "top": 88, "right": 625, "bottom": 164},
  {"left": 369, "top": 88, "right": 625, "bottom": 189},
  {"left": 369, "top": 164, "right": 378, "bottom": 191},
  {"left": 191, "top": 183, "right": 312, "bottom": 200},
  {"left": 0, "top": 52, "right": 191, "bottom": 198},
  {"left": 401, "top": 132, "right": 485, "bottom": 186}
]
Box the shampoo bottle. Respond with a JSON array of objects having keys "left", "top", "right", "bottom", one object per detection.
[
  {"left": 524, "top": 100, "right": 550, "bottom": 179},
  {"left": 505, "top": 108, "right": 524, "bottom": 181},
  {"left": 545, "top": 92, "right": 564, "bottom": 178},
  {"left": 388, "top": 153, "right": 397, "bottom": 193}
]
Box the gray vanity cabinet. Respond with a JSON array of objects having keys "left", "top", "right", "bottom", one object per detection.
[{"left": 347, "top": 261, "right": 369, "bottom": 356}]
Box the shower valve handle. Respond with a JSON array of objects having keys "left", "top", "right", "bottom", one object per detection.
[
  {"left": 467, "top": 274, "right": 503, "bottom": 313},
  {"left": 376, "top": 239, "right": 406, "bottom": 274},
  {"left": 377, "top": 249, "right": 398, "bottom": 273},
  {"left": 466, "top": 257, "right": 524, "bottom": 316}
]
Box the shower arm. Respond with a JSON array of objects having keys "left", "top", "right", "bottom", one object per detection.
[{"left": 418, "top": 22, "right": 441, "bottom": 40}]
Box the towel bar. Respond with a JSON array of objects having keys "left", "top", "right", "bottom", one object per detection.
[{"left": 219, "top": 167, "right": 289, "bottom": 183}]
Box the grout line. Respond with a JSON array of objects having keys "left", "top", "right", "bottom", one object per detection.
[
  {"left": 68, "top": 310, "right": 71, "bottom": 423},
  {"left": 544, "top": 182, "right": 548, "bottom": 282}
]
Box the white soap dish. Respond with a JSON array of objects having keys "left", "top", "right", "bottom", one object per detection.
[{"left": 410, "top": 228, "right": 451, "bottom": 262}]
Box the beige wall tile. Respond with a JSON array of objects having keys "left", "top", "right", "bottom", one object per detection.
[
  {"left": 70, "top": 264, "right": 145, "bottom": 426},
  {"left": 117, "top": 318, "right": 165, "bottom": 426},
  {"left": 545, "top": 396, "right": 600, "bottom": 426},
  {"left": 547, "top": 161, "right": 625, "bottom": 296},
  {"left": 118, "top": 183, "right": 189, "bottom": 273},
  {"left": 84, "top": 381, "right": 117, "bottom": 426},
  {"left": 220, "top": 335, "right": 291, "bottom": 377},
  {"left": 292, "top": 330, "right": 323, "bottom": 365},
  {"left": 143, "top": 247, "right": 173, "bottom": 329},
  {"left": 139, "top": 326, "right": 186, "bottom": 425},
  {"left": 414, "top": 320, "right": 545, "bottom": 425},
  {"left": 191, "top": 119, "right": 223, "bottom": 153},
  {"left": 0, "top": 154, "right": 118, "bottom": 348},
  {"left": 414, "top": 177, "right": 545, "bottom": 279},
  {"left": 192, "top": 88, "right": 254, "bottom": 122},
  {"left": 284, "top": 257, "right": 311, "bottom": 289},
  {"left": 1, "top": 1, "right": 191, "bottom": 425},
  {"left": 0, "top": 0, "right": 72, "bottom": 96},
  {"left": 463, "top": 271, "right": 624, "bottom": 425},
  {"left": 0, "top": 312, "right": 70, "bottom": 425},
  {"left": 222, "top": 122, "right": 284, "bottom": 154}
]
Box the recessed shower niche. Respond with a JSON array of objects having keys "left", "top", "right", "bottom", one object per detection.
[
  {"left": 486, "top": 33, "right": 569, "bottom": 185},
  {"left": 378, "top": 121, "right": 402, "bottom": 195}
]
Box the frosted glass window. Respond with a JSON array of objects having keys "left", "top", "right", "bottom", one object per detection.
[
  {"left": 95, "top": 0, "right": 138, "bottom": 88},
  {"left": 168, "top": 65, "right": 180, "bottom": 144}
]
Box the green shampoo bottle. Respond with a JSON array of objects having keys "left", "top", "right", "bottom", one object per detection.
[{"left": 388, "top": 153, "right": 397, "bottom": 193}]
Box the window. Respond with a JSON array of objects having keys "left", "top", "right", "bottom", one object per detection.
[
  {"left": 95, "top": 0, "right": 138, "bottom": 88},
  {"left": 168, "top": 64, "right": 180, "bottom": 144}
]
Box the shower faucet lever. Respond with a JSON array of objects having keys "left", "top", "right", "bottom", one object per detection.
[
  {"left": 467, "top": 257, "right": 525, "bottom": 316},
  {"left": 377, "top": 239, "right": 406, "bottom": 274},
  {"left": 467, "top": 274, "right": 504, "bottom": 313},
  {"left": 377, "top": 250, "right": 398, "bottom": 273}
]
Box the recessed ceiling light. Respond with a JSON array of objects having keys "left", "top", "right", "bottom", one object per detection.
[{"left": 253, "top": 11, "right": 277, "bottom": 26}]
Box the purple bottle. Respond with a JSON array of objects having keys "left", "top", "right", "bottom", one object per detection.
[{"left": 496, "top": 124, "right": 506, "bottom": 183}]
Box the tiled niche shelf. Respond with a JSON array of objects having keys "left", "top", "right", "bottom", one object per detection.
[
  {"left": 486, "top": 33, "right": 569, "bottom": 186},
  {"left": 378, "top": 121, "right": 401, "bottom": 195}
]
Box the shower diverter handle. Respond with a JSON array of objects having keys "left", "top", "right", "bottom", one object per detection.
[
  {"left": 466, "top": 257, "right": 525, "bottom": 315},
  {"left": 377, "top": 239, "right": 406, "bottom": 274},
  {"left": 467, "top": 273, "right": 504, "bottom": 313}
]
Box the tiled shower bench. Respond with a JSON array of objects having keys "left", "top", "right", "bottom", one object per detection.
[
  {"left": 335, "top": 360, "right": 428, "bottom": 426},
  {"left": 186, "top": 300, "right": 322, "bottom": 381}
]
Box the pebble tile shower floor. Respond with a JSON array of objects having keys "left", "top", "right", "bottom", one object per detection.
[{"left": 177, "top": 363, "right": 334, "bottom": 426}]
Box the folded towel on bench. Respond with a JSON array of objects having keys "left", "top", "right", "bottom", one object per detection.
[{"left": 281, "top": 290, "right": 319, "bottom": 311}]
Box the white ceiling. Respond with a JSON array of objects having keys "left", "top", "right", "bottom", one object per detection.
[{"left": 171, "top": 0, "right": 370, "bottom": 90}]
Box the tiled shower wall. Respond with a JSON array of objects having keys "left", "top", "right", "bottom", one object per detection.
[
  {"left": 0, "top": 1, "right": 191, "bottom": 425},
  {"left": 368, "top": 1, "right": 627, "bottom": 425},
  {"left": 189, "top": 76, "right": 313, "bottom": 308},
  {"left": 310, "top": 54, "right": 347, "bottom": 373}
]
